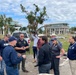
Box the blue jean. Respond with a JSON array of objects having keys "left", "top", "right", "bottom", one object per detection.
[
  {"left": 0, "top": 60, "right": 5, "bottom": 75},
  {"left": 38, "top": 63, "right": 51, "bottom": 74},
  {"left": 6, "top": 65, "right": 19, "bottom": 75}
]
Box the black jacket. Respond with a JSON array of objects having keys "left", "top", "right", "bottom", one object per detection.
[{"left": 38, "top": 43, "right": 51, "bottom": 66}]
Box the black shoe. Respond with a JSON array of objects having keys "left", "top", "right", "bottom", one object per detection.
[
  {"left": 22, "top": 69, "right": 29, "bottom": 73},
  {"left": 34, "top": 64, "right": 38, "bottom": 67}
]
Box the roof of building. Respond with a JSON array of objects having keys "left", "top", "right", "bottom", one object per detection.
[{"left": 44, "top": 23, "right": 69, "bottom": 27}]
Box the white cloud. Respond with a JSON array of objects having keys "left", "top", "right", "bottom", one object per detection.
[{"left": 0, "top": 0, "right": 76, "bottom": 27}]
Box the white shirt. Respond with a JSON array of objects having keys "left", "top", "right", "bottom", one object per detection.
[{"left": 32, "top": 34, "right": 39, "bottom": 47}]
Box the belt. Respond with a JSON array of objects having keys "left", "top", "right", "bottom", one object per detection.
[
  {"left": 7, "top": 64, "right": 17, "bottom": 69},
  {"left": 43, "top": 62, "right": 51, "bottom": 65}
]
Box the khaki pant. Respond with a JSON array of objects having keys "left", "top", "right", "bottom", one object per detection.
[{"left": 69, "top": 60, "right": 76, "bottom": 75}]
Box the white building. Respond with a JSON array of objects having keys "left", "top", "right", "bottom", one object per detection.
[{"left": 44, "top": 23, "right": 69, "bottom": 35}]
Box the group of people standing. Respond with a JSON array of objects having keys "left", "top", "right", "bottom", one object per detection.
[
  {"left": 0, "top": 32, "right": 76, "bottom": 75},
  {"left": 0, "top": 33, "right": 29, "bottom": 75},
  {"left": 31, "top": 32, "right": 65, "bottom": 75},
  {"left": 32, "top": 31, "right": 76, "bottom": 75}
]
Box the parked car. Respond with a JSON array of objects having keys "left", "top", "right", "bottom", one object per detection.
[
  {"left": 38, "top": 34, "right": 46, "bottom": 37},
  {"left": 12, "top": 31, "right": 31, "bottom": 52},
  {"left": 56, "top": 36, "right": 65, "bottom": 39}
]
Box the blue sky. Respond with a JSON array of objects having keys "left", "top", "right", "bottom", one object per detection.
[{"left": 0, "top": 0, "right": 76, "bottom": 28}]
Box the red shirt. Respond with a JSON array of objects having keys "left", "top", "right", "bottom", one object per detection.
[{"left": 37, "top": 39, "right": 42, "bottom": 49}]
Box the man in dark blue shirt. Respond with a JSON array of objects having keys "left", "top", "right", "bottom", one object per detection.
[
  {"left": 67, "top": 36, "right": 76, "bottom": 75},
  {"left": 3, "top": 36, "right": 26, "bottom": 75},
  {"left": 0, "top": 34, "right": 10, "bottom": 75},
  {"left": 15, "top": 33, "right": 29, "bottom": 72},
  {"left": 37, "top": 36, "right": 51, "bottom": 74}
]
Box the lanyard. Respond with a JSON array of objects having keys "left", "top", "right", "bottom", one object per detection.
[{"left": 69, "top": 42, "right": 76, "bottom": 49}]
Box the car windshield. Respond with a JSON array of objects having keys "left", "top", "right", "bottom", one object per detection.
[{"left": 13, "top": 32, "right": 28, "bottom": 38}]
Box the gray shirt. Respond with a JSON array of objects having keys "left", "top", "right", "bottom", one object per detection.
[{"left": 51, "top": 44, "right": 62, "bottom": 56}]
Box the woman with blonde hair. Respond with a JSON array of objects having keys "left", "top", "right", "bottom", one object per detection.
[{"left": 50, "top": 38, "right": 65, "bottom": 75}]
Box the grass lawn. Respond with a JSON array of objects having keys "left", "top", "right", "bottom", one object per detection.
[
  {"left": 0, "top": 34, "right": 4, "bottom": 39},
  {"left": 28, "top": 37, "right": 69, "bottom": 54},
  {"left": 59, "top": 39, "right": 69, "bottom": 52}
]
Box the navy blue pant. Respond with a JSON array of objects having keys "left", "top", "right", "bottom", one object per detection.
[
  {"left": 6, "top": 65, "right": 19, "bottom": 75},
  {"left": 51, "top": 56, "right": 60, "bottom": 75},
  {"left": 32, "top": 46, "right": 37, "bottom": 59},
  {"left": 0, "top": 60, "right": 5, "bottom": 75},
  {"left": 38, "top": 63, "right": 51, "bottom": 74}
]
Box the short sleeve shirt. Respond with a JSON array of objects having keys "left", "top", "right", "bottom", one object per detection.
[
  {"left": 0, "top": 40, "right": 8, "bottom": 56},
  {"left": 51, "top": 44, "right": 62, "bottom": 56},
  {"left": 15, "top": 39, "right": 29, "bottom": 53}
]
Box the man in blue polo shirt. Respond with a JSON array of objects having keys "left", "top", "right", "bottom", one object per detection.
[
  {"left": 67, "top": 36, "right": 76, "bottom": 75},
  {"left": 0, "top": 34, "right": 10, "bottom": 75},
  {"left": 3, "top": 36, "right": 26, "bottom": 75}
]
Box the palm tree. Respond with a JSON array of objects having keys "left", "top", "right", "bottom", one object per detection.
[
  {"left": 0, "top": 14, "right": 14, "bottom": 34},
  {"left": 10, "top": 25, "right": 15, "bottom": 33},
  {"left": 0, "top": 15, "right": 6, "bottom": 34},
  {"left": 6, "top": 17, "right": 13, "bottom": 34},
  {"left": 19, "top": 27, "right": 27, "bottom": 31}
]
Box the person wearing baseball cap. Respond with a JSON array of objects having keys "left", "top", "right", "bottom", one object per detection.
[
  {"left": 50, "top": 37, "right": 65, "bottom": 75},
  {"left": 2, "top": 36, "right": 26, "bottom": 75}
]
